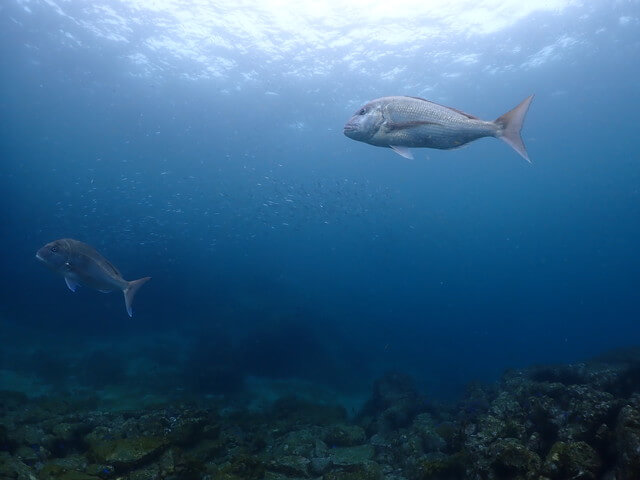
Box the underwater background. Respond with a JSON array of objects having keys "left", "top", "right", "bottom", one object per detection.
[{"left": 1, "top": 1, "right": 640, "bottom": 479}]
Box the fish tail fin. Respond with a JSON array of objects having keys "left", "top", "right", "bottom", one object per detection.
[
  {"left": 494, "top": 94, "right": 534, "bottom": 163},
  {"left": 123, "top": 276, "right": 151, "bottom": 317}
]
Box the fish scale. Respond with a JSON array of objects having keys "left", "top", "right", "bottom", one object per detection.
[{"left": 381, "top": 98, "right": 496, "bottom": 149}]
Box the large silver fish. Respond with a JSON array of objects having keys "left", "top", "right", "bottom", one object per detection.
[
  {"left": 343, "top": 95, "right": 534, "bottom": 161},
  {"left": 36, "top": 238, "right": 150, "bottom": 317}
]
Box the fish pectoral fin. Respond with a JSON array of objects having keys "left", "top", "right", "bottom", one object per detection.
[
  {"left": 390, "top": 145, "right": 414, "bottom": 159},
  {"left": 64, "top": 276, "right": 80, "bottom": 292}
]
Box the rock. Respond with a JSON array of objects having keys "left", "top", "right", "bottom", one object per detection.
[
  {"left": 39, "top": 469, "right": 100, "bottom": 480},
  {"left": 309, "top": 456, "right": 331, "bottom": 475},
  {"left": 50, "top": 423, "right": 87, "bottom": 443},
  {"left": 369, "top": 433, "right": 393, "bottom": 465},
  {"left": 273, "top": 428, "right": 323, "bottom": 457},
  {"left": 271, "top": 396, "right": 347, "bottom": 426},
  {"left": 268, "top": 455, "right": 310, "bottom": 477},
  {"left": 14, "top": 425, "right": 48, "bottom": 448},
  {"left": 489, "top": 438, "right": 541, "bottom": 478},
  {"left": 61, "top": 473, "right": 100, "bottom": 480},
  {"left": 6, "top": 345, "right": 640, "bottom": 480},
  {"left": 0, "top": 391, "right": 28, "bottom": 413},
  {"left": 157, "top": 448, "right": 176, "bottom": 477},
  {"left": 392, "top": 431, "right": 423, "bottom": 459},
  {"left": 411, "top": 414, "right": 445, "bottom": 453},
  {"left": 85, "top": 464, "right": 115, "bottom": 478},
  {"left": 180, "top": 438, "right": 224, "bottom": 468},
  {"left": 14, "top": 445, "right": 39, "bottom": 466},
  {"left": 215, "top": 454, "right": 264, "bottom": 480},
  {"left": 313, "top": 439, "right": 328, "bottom": 458},
  {"left": 556, "top": 385, "right": 617, "bottom": 442},
  {"left": 459, "top": 358, "right": 635, "bottom": 479},
  {"left": 165, "top": 410, "right": 211, "bottom": 446},
  {"left": 35, "top": 463, "right": 65, "bottom": 479},
  {"left": 382, "top": 406, "right": 416, "bottom": 432},
  {"left": 39, "top": 455, "right": 88, "bottom": 473},
  {"left": 329, "top": 445, "right": 375, "bottom": 467},
  {"left": 262, "top": 472, "right": 309, "bottom": 480},
  {"left": 615, "top": 404, "right": 640, "bottom": 480},
  {"left": 408, "top": 452, "right": 467, "bottom": 480},
  {"left": 542, "top": 441, "right": 601, "bottom": 479},
  {"left": 323, "top": 460, "right": 382, "bottom": 480},
  {"left": 88, "top": 436, "right": 167, "bottom": 471},
  {"left": 125, "top": 463, "right": 160, "bottom": 480},
  {"left": 324, "top": 425, "right": 366, "bottom": 447},
  {"left": 368, "top": 434, "right": 389, "bottom": 448},
  {"left": 0, "top": 451, "right": 36, "bottom": 480},
  {"left": 0, "top": 424, "right": 12, "bottom": 451},
  {"left": 371, "top": 373, "right": 417, "bottom": 411},
  {"left": 360, "top": 373, "right": 423, "bottom": 434}
]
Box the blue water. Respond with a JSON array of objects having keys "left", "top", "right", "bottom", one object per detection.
[{"left": 1, "top": 0, "right": 639, "bottom": 400}]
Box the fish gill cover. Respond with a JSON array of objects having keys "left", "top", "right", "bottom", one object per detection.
[{"left": 0, "top": 1, "right": 640, "bottom": 479}]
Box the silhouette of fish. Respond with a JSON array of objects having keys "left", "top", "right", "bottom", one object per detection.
[{"left": 36, "top": 238, "right": 150, "bottom": 317}]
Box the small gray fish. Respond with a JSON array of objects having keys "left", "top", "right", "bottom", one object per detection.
[
  {"left": 36, "top": 238, "right": 150, "bottom": 317},
  {"left": 344, "top": 95, "right": 534, "bottom": 161}
]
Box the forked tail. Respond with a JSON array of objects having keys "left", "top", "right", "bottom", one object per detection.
[
  {"left": 123, "top": 276, "right": 151, "bottom": 317},
  {"left": 494, "top": 94, "right": 534, "bottom": 162}
]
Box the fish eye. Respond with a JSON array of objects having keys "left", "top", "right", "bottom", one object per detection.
[
  {"left": 358, "top": 108, "right": 366, "bottom": 115},
  {"left": 50, "top": 245, "right": 59, "bottom": 253}
]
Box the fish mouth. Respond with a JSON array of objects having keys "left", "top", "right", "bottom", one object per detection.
[
  {"left": 35, "top": 252, "right": 44, "bottom": 262},
  {"left": 343, "top": 123, "right": 358, "bottom": 137}
]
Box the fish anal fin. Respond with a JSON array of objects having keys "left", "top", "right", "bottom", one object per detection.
[
  {"left": 64, "top": 277, "right": 80, "bottom": 292},
  {"left": 390, "top": 145, "right": 414, "bottom": 159}
]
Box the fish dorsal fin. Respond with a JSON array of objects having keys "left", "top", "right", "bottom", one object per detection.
[
  {"left": 65, "top": 276, "right": 80, "bottom": 292},
  {"left": 447, "top": 106, "right": 479, "bottom": 120},
  {"left": 403, "top": 96, "right": 479, "bottom": 120},
  {"left": 390, "top": 145, "right": 414, "bottom": 159}
]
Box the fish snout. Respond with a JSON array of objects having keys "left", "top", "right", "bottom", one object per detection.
[
  {"left": 35, "top": 247, "right": 47, "bottom": 262},
  {"left": 343, "top": 122, "right": 358, "bottom": 137},
  {"left": 36, "top": 241, "right": 65, "bottom": 269}
]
